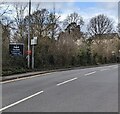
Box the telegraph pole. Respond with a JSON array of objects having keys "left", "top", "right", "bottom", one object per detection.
[{"left": 28, "top": 0, "right": 31, "bottom": 68}]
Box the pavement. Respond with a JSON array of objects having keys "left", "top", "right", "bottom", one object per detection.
[
  {"left": 1, "top": 63, "right": 117, "bottom": 82},
  {"left": 1, "top": 64, "right": 118, "bottom": 112}
]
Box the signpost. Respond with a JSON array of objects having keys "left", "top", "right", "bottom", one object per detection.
[
  {"left": 9, "top": 43, "right": 24, "bottom": 56},
  {"left": 31, "top": 37, "right": 37, "bottom": 69}
]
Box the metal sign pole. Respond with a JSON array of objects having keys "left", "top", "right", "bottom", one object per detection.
[
  {"left": 32, "top": 45, "right": 34, "bottom": 69},
  {"left": 31, "top": 37, "right": 37, "bottom": 69}
]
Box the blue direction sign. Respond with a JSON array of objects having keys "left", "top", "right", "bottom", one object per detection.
[{"left": 9, "top": 43, "right": 24, "bottom": 56}]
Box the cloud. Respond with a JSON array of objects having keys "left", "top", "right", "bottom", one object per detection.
[
  {"left": 63, "top": 2, "right": 117, "bottom": 22},
  {"left": 2, "top": 0, "right": 120, "bottom": 2},
  {"left": 54, "top": 2, "right": 118, "bottom": 32},
  {"left": 1, "top": 2, "right": 118, "bottom": 32}
]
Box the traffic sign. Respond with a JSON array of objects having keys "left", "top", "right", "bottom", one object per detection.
[{"left": 26, "top": 50, "right": 32, "bottom": 55}]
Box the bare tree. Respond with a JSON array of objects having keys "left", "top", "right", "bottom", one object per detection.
[
  {"left": 87, "top": 14, "right": 115, "bottom": 62},
  {"left": 0, "top": 2, "right": 12, "bottom": 18},
  {"left": 1, "top": 2, "right": 12, "bottom": 56},
  {"left": 63, "top": 12, "right": 84, "bottom": 30},
  {"left": 1, "top": 2, "right": 12, "bottom": 67},
  {"left": 60, "top": 12, "right": 84, "bottom": 42},
  {"left": 12, "top": 3, "right": 28, "bottom": 43},
  {"left": 87, "top": 14, "right": 114, "bottom": 37},
  {"left": 47, "top": 9, "right": 61, "bottom": 40},
  {"left": 0, "top": 2, "right": 13, "bottom": 28}
]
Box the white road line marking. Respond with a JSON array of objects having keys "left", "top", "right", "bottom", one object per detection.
[
  {"left": 100, "top": 69, "right": 109, "bottom": 71},
  {"left": 113, "top": 66, "right": 118, "bottom": 69},
  {"left": 81, "top": 69, "right": 86, "bottom": 71},
  {"left": 1, "top": 73, "right": 52, "bottom": 84},
  {"left": 0, "top": 91, "right": 44, "bottom": 112},
  {"left": 108, "top": 66, "right": 113, "bottom": 68},
  {"left": 85, "top": 71, "right": 96, "bottom": 76},
  {"left": 57, "top": 77, "right": 78, "bottom": 86}
]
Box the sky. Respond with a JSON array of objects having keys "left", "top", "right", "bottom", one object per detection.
[
  {"left": 38, "top": 2, "right": 118, "bottom": 31},
  {"left": 31, "top": 2, "right": 118, "bottom": 23},
  {"left": 1, "top": 1, "right": 119, "bottom": 31}
]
